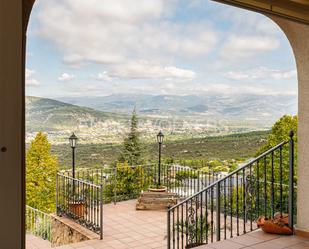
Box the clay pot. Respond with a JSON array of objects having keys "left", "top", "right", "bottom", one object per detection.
[
  {"left": 69, "top": 202, "right": 86, "bottom": 218},
  {"left": 257, "top": 216, "right": 266, "bottom": 228},
  {"left": 261, "top": 220, "right": 293, "bottom": 235}
]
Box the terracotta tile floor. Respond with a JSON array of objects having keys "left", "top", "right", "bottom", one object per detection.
[
  {"left": 26, "top": 234, "right": 52, "bottom": 249},
  {"left": 26, "top": 200, "right": 309, "bottom": 249},
  {"left": 27, "top": 199, "right": 167, "bottom": 249},
  {"left": 196, "top": 230, "right": 309, "bottom": 249}
]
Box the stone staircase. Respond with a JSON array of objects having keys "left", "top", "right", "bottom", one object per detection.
[{"left": 136, "top": 191, "right": 178, "bottom": 210}]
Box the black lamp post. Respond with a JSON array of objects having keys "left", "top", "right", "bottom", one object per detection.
[
  {"left": 69, "top": 132, "right": 78, "bottom": 178},
  {"left": 157, "top": 131, "right": 164, "bottom": 186}
]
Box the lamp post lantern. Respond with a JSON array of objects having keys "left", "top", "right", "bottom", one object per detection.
[
  {"left": 157, "top": 131, "right": 164, "bottom": 186},
  {"left": 69, "top": 132, "right": 78, "bottom": 178}
]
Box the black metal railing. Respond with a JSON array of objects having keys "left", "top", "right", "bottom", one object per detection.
[
  {"left": 56, "top": 173, "right": 103, "bottom": 239},
  {"left": 26, "top": 205, "right": 51, "bottom": 241},
  {"left": 61, "top": 164, "right": 223, "bottom": 203},
  {"left": 166, "top": 165, "right": 224, "bottom": 198},
  {"left": 167, "top": 132, "right": 296, "bottom": 249}
]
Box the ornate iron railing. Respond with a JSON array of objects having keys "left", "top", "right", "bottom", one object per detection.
[
  {"left": 26, "top": 205, "right": 51, "bottom": 241},
  {"left": 61, "top": 164, "right": 223, "bottom": 203},
  {"left": 167, "top": 132, "right": 296, "bottom": 249},
  {"left": 56, "top": 173, "right": 103, "bottom": 239}
]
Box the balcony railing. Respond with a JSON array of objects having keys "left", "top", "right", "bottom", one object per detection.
[
  {"left": 61, "top": 164, "right": 224, "bottom": 204},
  {"left": 167, "top": 132, "right": 296, "bottom": 249},
  {"left": 26, "top": 205, "right": 51, "bottom": 241},
  {"left": 56, "top": 174, "right": 103, "bottom": 239},
  {"left": 57, "top": 163, "right": 225, "bottom": 239}
]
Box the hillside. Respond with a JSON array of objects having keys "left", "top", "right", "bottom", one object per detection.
[
  {"left": 51, "top": 130, "right": 269, "bottom": 169},
  {"left": 26, "top": 96, "right": 270, "bottom": 144},
  {"left": 26, "top": 96, "right": 127, "bottom": 131},
  {"left": 59, "top": 93, "right": 297, "bottom": 126},
  {"left": 26, "top": 96, "right": 129, "bottom": 143}
]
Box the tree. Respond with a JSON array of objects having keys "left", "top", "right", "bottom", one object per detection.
[
  {"left": 119, "top": 108, "right": 144, "bottom": 165},
  {"left": 257, "top": 115, "right": 297, "bottom": 155},
  {"left": 103, "top": 162, "right": 151, "bottom": 202},
  {"left": 251, "top": 115, "right": 298, "bottom": 217},
  {"left": 26, "top": 132, "right": 58, "bottom": 213}
]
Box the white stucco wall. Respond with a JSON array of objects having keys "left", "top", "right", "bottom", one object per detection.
[{"left": 271, "top": 16, "right": 309, "bottom": 233}]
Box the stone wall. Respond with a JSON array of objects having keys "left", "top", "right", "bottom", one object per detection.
[{"left": 50, "top": 215, "right": 98, "bottom": 247}]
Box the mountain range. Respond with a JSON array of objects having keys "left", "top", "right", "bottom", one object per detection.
[
  {"left": 58, "top": 93, "right": 297, "bottom": 122},
  {"left": 26, "top": 93, "right": 296, "bottom": 144}
]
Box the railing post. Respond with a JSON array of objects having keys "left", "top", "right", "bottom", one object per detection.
[
  {"left": 56, "top": 173, "right": 59, "bottom": 215},
  {"left": 288, "top": 131, "right": 295, "bottom": 231},
  {"left": 100, "top": 184, "right": 103, "bottom": 240},
  {"left": 167, "top": 209, "right": 171, "bottom": 249},
  {"left": 114, "top": 167, "right": 117, "bottom": 205},
  {"left": 216, "top": 181, "right": 221, "bottom": 241},
  {"left": 197, "top": 171, "right": 200, "bottom": 191}
]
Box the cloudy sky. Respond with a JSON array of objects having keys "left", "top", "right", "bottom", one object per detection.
[{"left": 26, "top": 0, "right": 297, "bottom": 98}]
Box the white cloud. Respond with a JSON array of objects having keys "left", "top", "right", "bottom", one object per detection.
[
  {"left": 26, "top": 68, "right": 35, "bottom": 78},
  {"left": 58, "top": 73, "right": 75, "bottom": 82},
  {"left": 225, "top": 67, "right": 297, "bottom": 81},
  {"left": 35, "top": 0, "right": 216, "bottom": 80},
  {"left": 93, "top": 72, "right": 113, "bottom": 82},
  {"left": 221, "top": 36, "right": 280, "bottom": 60},
  {"left": 26, "top": 68, "right": 40, "bottom": 86},
  {"left": 107, "top": 61, "right": 196, "bottom": 80}
]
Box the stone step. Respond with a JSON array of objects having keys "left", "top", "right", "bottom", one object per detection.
[
  {"left": 136, "top": 191, "right": 178, "bottom": 210},
  {"left": 139, "top": 192, "right": 177, "bottom": 198},
  {"left": 138, "top": 200, "right": 177, "bottom": 205},
  {"left": 136, "top": 202, "right": 174, "bottom": 210}
]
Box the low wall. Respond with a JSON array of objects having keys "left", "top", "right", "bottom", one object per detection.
[{"left": 50, "top": 214, "right": 98, "bottom": 247}]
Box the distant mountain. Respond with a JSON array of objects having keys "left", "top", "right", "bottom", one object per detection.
[
  {"left": 26, "top": 94, "right": 296, "bottom": 144},
  {"left": 58, "top": 93, "right": 297, "bottom": 123},
  {"left": 26, "top": 96, "right": 128, "bottom": 133}
]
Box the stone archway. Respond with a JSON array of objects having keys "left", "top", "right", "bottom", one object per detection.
[{"left": 0, "top": 1, "right": 305, "bottom": 248}]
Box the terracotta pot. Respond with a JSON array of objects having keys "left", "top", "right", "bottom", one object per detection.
[
  {"left": 69, "top": 202, "right": 85, "bottom": 218},
  {"left": 261, "top": 220, "right": 293, "bottom": 235},
  {"left": 257, "top": 216, "right": 266, "bottom": 228},
  {"left": 148, "top": 186, "right": 167, "bottom": 192}
]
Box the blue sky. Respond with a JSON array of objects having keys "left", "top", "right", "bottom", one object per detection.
[{"left": 26, "top": 0, "right": 297, "bottom": 98}]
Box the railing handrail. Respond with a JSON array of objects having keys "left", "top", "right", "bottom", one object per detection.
[
  {"left": 26, "top": 205, "right": 51, "bottom": 216},
  {"left": 169, "top": 140, "right": 289, "bottom": 210},
  {"left": 57, "top": 172, "right": 102, "bottom": 188},
  {"left": 60, "top": 163, "right": 157, "bottom": 173}
]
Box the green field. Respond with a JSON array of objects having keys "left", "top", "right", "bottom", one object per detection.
[{"left": 50, "top": 130, "right": 269, "bottom": 169}]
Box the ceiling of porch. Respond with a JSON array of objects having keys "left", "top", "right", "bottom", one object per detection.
[{"left": 212, "top": 0, "right": 309, "bottom": 25}]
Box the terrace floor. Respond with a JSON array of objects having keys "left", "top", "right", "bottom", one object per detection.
[
  {"left": 26, "top": 200, "right": 309, "bottom": 249},
  {"left": 196, "top": 230, "right": 309, "bottom": 249},
  {"left": 27, "top": 199, "right": 167, "bottom": 249}
]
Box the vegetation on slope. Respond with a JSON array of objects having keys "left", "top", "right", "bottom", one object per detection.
[
  {"left": 26, "top": 96, "right": 128, "bottom": 132},
  {"left": 50, "top": 130, "right": 269, "bottom": 169}
]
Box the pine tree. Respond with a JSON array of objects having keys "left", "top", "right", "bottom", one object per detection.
[
  {"left": 26, "top": 132, "right": 58, "bottom": 213},
  {"left": 119, "top": 108, "right": 144, "bottom": 165}
]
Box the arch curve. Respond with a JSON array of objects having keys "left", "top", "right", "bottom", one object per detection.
[
  {"left": 22, "top": 0, "right": 309, "bottom": 234},
  {"left": 269, "top": 15, "right": 309, "bottom": 233}
]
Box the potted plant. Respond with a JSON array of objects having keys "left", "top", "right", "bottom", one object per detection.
[
  {"left": 257, "top": 213, "right": 292, "bottom": 235},
  {"left": 68, "top": 188, "right": 87, "bottom": 218},
  {"left": 148, "top": 183, "right": 167, "bottom": 192},
  {"left": 69, "top": 198, "right": 86, "bottom": 218}
]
